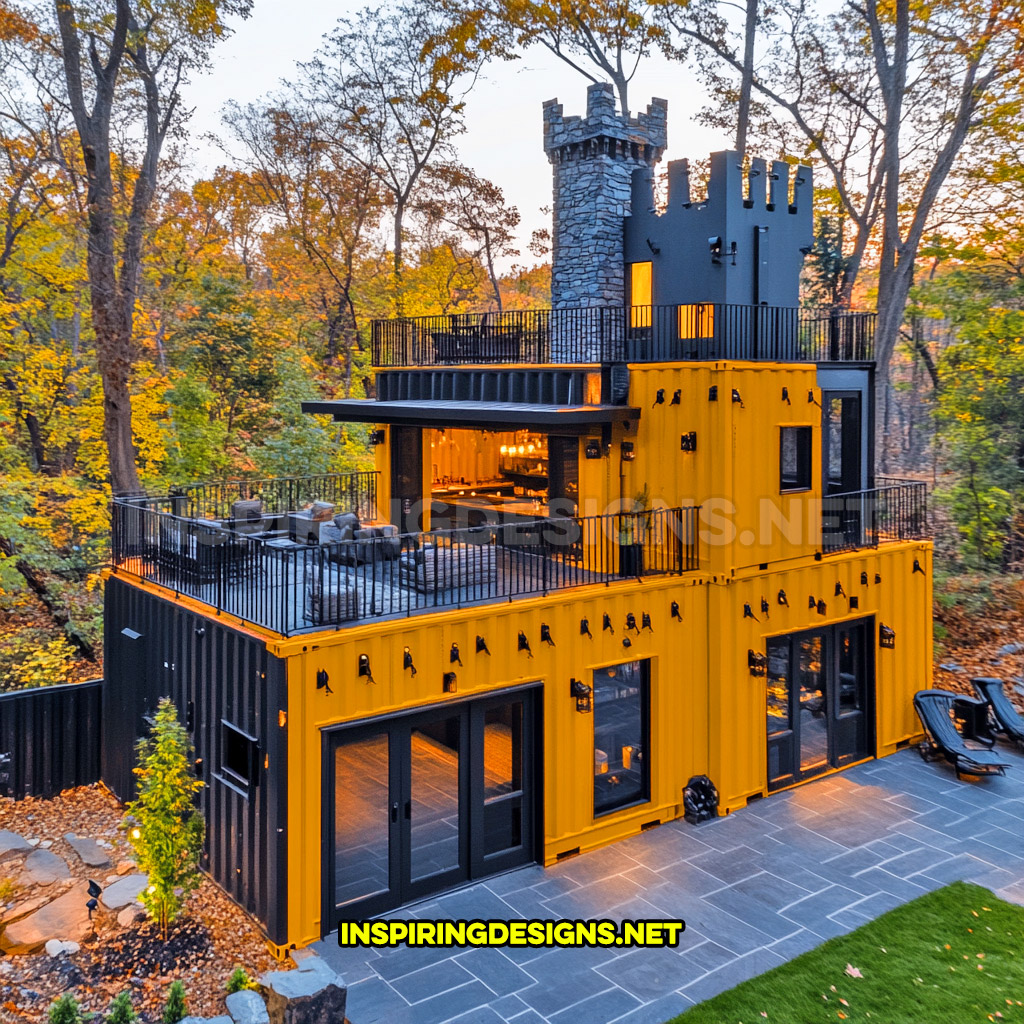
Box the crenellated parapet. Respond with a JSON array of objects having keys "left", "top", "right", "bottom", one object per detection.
[
  {"left": 543, "top": 84, "right": 667, "bottom": 315},
  {"left": 624, "top": 150, "right": 814, "bottom": 308}
]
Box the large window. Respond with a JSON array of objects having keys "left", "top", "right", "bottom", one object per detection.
[
  {"left": 780, "top": 426, "right": 813, "bottom": 492},
  {"left": 630, "top": 262, "right": 652, "bottom": 328},
  {"left": 593, "top": 660, "right": 650, "bottom": 816}
]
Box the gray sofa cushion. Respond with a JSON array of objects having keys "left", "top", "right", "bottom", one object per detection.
[
  {"left": 231, "top": 498, "right": 263, "bottom": 522},
  {"left": 333, "top": 511, "right": 360, "bottom": 540}
]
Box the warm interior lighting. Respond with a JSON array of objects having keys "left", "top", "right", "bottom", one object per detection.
[{"left": 630, "top": 262, "right": 653, "bottom": 328}]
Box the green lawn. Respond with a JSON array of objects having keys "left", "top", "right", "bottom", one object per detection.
[{"left": 671, "top": 882, "right": 1024, "bottom": 1023}]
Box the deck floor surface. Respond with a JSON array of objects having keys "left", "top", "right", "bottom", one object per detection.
[{"left": 313, "top": 745, "right": 1024, "bottom": 1024}]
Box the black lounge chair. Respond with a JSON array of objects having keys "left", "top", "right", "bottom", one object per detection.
[
  {"left": 913, "top": 689, "right": 1011, "bottom": 779},
  {"left": 971, "top": 676, "right": 1024, "bottom": 746}
]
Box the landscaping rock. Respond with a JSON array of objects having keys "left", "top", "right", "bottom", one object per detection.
[
  {"left": 20, "top": 849, "right": 70, "bottom": 885},
  {"left": 226, "top": 989, "right": 269, "bottom": 1024},
  {"left": 3, "top": 896, "right": 48, "bottom": 923},
  {"left": 0, "top": 830, "right": 31, "bottom": 863},
  {"left": 44, "top": 939, "right": 80, "bottom": 957},
  {"left": 100, "top": 873, "right": 148, "bottom": 910},
  {"left": 939, "top": 662, "right": 965, "bottom": 673},
  {"left": 181, "top": 1018, "right": 232, "bottom": 1024},
  {"left": 999, "top": 642, "right": 1024, "bottom": 655},
  {"left": 116, "top": 904, "right": 146, "bottom": 927},
  {"left": 1, "top": 887, "right": 93, "bottom": 954},
  {"left": 261, "top": 967, "right": 346, "bottom": 1024},
  {"left": 39, "top": 840, "right": 52, "bottom": 849},
  {"left": 115, "top": 860, "right": 135, "bottom": 876},
  {"left": 26, "top": 838, "right": 40, "bottom": 847},
  {"left": 64, "top": 833, "right": 111, "bottom": 868}
]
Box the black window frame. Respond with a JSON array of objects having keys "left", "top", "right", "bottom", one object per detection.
[
  {"left": 219, "top": 720, "right": 259, "bottom": 794},
  {"left": 592, "top": 658, "right": 651, "bottom": 818},
  {"left": 779, "top": 426, "right": 813, "bottom": 493}
]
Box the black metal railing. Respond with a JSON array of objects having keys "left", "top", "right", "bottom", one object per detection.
[
  {"left": 371, "top": 304, "right": 876, "bottom": 367},
  {"left": 821, "top": 482, "right": 929, "bottom": 554},
  {"left": 110, "top": 503, "right": 700, "bottom": 636},
  {"left": 172, "top": 472, "right": 379, "bottom": 522}
]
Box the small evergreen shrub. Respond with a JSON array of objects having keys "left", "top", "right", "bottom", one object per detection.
[
  {"left": 226, "top": 967, "right": 258, "bottom": 993},
  {"left": 48, "top": 994, "right": 90, "bottom": 1024},
  {"left": 125, "top": 697, "right": 205, "bottom": 939},
  {"left": 104, "top": 992, "right": 137, "bottom": 1024},
  {"left": 162, "top": 981, "right": 187, "bottom": 1024}
]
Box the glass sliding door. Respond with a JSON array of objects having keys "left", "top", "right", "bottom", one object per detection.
[
  {"left": 766, "top": 620, "right": 875, "bottom": 791},
  {"left": 326, "top": 688, "right": 538, "bottom": 930},
  {"left": 331, "top": 728, "right": 399, "bottom": 918}
]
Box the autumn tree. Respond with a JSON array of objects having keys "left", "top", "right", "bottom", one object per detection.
[
  {"left": 662, "top": 0, "right": 1024, "bottom": 439},
  {"left": 302, "top": 3, "right": 485, "bottom": 313},
  {"left": 417, "top": 162, "right": 520, "bottom": 310},
  {"left": 47, "top": 0, "right": 251, "bottom": 495},
  {"left": 224, "top": 97, "right": 383, "bottom": 383}
]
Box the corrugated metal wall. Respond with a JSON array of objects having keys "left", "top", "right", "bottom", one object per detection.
[
  {"left": 103, "top": 577, "right": 289, "bottom": 945},
  {"left": 0, "top": 679, "right": 103, "bottom": 799}
]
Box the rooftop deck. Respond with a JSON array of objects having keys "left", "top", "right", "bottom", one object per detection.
[
  {"left": 109, "top": 474, "right": 927, "bottom": 637},
  {"left": 371, "top": 303, "right": 876, "bottom": 368}
]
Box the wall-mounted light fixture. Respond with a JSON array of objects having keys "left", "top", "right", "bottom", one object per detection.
[
  {"left": 580, "top": 617, "right": 593, "bottom": 638},
  {"left": 875, "top": 573, "right": 882, "bottom": 584},
  {"left": 778, "top": 589, "right": 789, "bottom": 607},
  {"left": 476, "top": 635, "right": 490, "bottom": 655},
  {"left": 671, "top": 389, "right": 682, "bottom": 405},
  {"left": 603, "top": 613, "right": 614, "bottom": 634},
  {"left": 540, "top": 624, "right": 555, "bottom": 646},
  {"left": 680, "top": 431, "right": 697, "bottom": 452},
  {"left": 849, "top": 596, "right": 859, "bottom": 609},
  {"left": 443, "top": 672, "right": 458, "bottom": 693},
  {"left": 731, "top": 389, "right": 744, "bottom": 407},
  {"left": 808, "top": 595, "right": 817, "bottom": 609},
  {"left": 403, "top": 647, "right": 417, "bottom": 676},
  {"left": 709, "top": 235, "right": 723, "bottom": 264},
  {"left": 782, "top": 387, "right": 791, "bottom": 404},
  {"left": 621, "top": 441, "right": 636, "bottom": 461},
  {"left": 642, "top": 612, "right": 653, "bottom": 632},
  {"left": 625, "top": 612, "right": 639, "bottom": 633},
  {"left": 761, "top": 597, "right": 770, "bottom": 617},
  {"left": 450, "top": 642, "right": 462, "bottom": 665},
  {"left": 518, "top": 631, "right": 533, "bottom": 658},
  {"left": 913, "top": 559, "right": 925, "bottom": 575},
  {"left": 358, "top": 654, "right": 375, "bottom": 685},
  {"left": 585, "top": 438, "right": 602, "bottom": 460},
  {"left": 570, "top": 678, "right": 593, "bottom": 713},
  {"left": 807, "top": 390, "right": 820, "bottom": 406},
  {"left": 861, "top": 571, "right": 869, "bottom": 586},
  {"left": 835, "top": 582, "right": 846, "bottom": 598},
  {"left": 653, "top": 389, "right": 665, "bottom": 407},
  {"left": 748, "top": 650, "right": 767, "bottom": 677},
  {"left": 816, "top": 599, "right": 827, "bottom": 616},
  {"left": 368, "top": 429, "right": 386, "bottom": 446},
  {"left": 708, "top": 386, "right": 718, "bottom": 402},
  {"left": 879, "top": 624, "right": 896, "bottom": 649},
  {"left": 316, "top": 669, "right": 333, "bottom": 695},
  {"left": 743, "top": 603, "right": 758, "bottom": 621},
  {"left": 671, "top": 601, "right": 682, "bottom": 621}
]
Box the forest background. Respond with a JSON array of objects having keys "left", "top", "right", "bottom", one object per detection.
[{"left": 2, "top": 0, "right": 1024, "bottom": 689}]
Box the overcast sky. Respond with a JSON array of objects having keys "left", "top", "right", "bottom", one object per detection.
[{"left": 184, "top": 1, "right": 732, "bottom": 267}]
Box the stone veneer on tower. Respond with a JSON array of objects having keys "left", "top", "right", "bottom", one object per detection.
[{"left": 543, "top": 83, "right": 667, "bottom": 310}]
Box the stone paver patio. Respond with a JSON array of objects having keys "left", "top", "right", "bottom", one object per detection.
[{"left": 313, "top": 746, "right": 1024, "bottom": 1024}]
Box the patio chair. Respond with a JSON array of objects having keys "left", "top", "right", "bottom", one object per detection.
[
  {"left": 913, "top": 689, "right": 1011, "bottom": 779},
  {"left": 971, "top": 677, "right": 1024, "bottom": 746}
]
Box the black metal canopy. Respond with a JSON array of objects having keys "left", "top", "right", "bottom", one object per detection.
[{"left": 301, "top": 399, "right": 641, "bottom": 434}]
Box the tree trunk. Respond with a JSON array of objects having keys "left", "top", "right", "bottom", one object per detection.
[
  {"left": 393, "top": 198, "right": 405, "bottom": 317},
  {"left": 736, "top": 0, "right": 758, "bottom": 154}
]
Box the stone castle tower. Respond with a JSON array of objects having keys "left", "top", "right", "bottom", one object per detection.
[{"left": 543, "top": 83, "right": 667, "bottom": 310}]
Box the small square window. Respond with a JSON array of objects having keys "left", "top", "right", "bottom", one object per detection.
[
  {"left": 221, "top": 721, "right": 258, "bottom": 790},
  {"left": 780, "top": 427, "right": 812, "bottom": 492}
]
